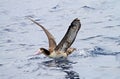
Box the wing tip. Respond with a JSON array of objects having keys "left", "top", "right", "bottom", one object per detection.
[{"left": 74, "top": 18, "right": 80, "bottom": 21}]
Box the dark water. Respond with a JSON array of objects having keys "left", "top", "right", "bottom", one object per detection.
[{"left": 0, "top": 0, "right": 120, "bottom": 79}]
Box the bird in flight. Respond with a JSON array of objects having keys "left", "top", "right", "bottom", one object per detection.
[{"left": 28, "top": 18, "right": 81, "bottom": 58}]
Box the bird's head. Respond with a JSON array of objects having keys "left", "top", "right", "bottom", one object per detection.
[{"left": 35, "top": 48, "right": 50, "bottom": 56}]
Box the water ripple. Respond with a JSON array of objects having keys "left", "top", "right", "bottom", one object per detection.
[
  {"left": 65, "top": 70, "right": 80, "bottom": 79},
  {"left": 104, "top": 25, "right": 114, "bottom": 28},
  {"left": 3, "top": 28, "right": 14, "bottom": 32},
  {"left": 41, "top": 59, "right": 80, "bottom": 79},
  {"left": 0, "top": 64, "right": 3, "bottom": 66},
  {"left": 81, "top": 6, "right": 95, "bottom": 10},
  {"left": 90, "top": 46, "right": 120, "bottom": 56},
  {"left": 81, "top": 35, "right": 102, "bottom": 41}
]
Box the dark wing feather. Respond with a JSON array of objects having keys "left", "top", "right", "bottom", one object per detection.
[
  {"left": 28, "top": 18, "right": 57, "bottom": 51},
  {"left": 55, "top": 18, "right": 81, "bottom": 52}
]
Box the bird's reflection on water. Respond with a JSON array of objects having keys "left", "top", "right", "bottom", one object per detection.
[{"left": 42, "top": 58, "right": 80, "bottom": 79}]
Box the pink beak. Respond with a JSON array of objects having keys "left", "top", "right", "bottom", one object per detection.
[{"left": 35, "top": 49, "right": 41, "bottom": 55}]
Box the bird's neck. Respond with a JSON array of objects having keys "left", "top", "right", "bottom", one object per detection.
[{"left": 43, "top": 48, "right": 50, "bottom": 56}]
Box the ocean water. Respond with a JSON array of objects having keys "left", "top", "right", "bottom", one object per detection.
[{"left": 0, "top": 0, "right": 120, "bottom": 79}]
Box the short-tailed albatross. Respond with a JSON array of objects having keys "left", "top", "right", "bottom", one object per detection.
[{"left": 28, "top": 18, "right": 81, "bottom": 58}]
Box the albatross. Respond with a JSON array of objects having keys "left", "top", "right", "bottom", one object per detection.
[{"left": 28, "top": 18, "right": 81, "bottom": 58}]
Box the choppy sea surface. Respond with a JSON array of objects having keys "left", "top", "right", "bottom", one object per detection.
[{"left": 0, "top": 0, "right": 120, "bottom": 79}]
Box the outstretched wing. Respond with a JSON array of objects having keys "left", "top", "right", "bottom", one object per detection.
[
  {"left": 55, "top": 18, "right": 81, "bottom": 52},
  {"left": 28, "top": 18, "right": 57, "bottom": 51}
]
